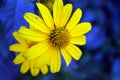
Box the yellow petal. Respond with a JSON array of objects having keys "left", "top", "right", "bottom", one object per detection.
[
  {"left": 12, "top": 31, "right": 28, "bottom": 47},
  {"left": 20, "top": 60, "right": 30, "bottom": 74},
  {"left": 30, "top": 60, "right": 39, "bottom": 77},
  {"left": 30, "top": 68, "right": 39, "bottom": 77},
  {"left": 36, "top": 3, "right": 54, "bottom": 29},
  {"left": 50, "top": 48, "right": 61, "bottom": 73},
  {"left": 61, "top": 49, "right": 72, "bottom": 66},
  {"left": 53, "top": 0, "right": 63, "bottom": 27},
  {"left": 9, "top": 44, "right": 27, "bottom": 52},
  {"left": 71, "top": 36, "right": 86, "bottom": 45},
  {"left": 41, "top": 65, "right": 48, "bottom": 75},
  {"left": 19, "top": 26, "right": 37, "bottom": 44},
  {"left": 29, "top": 25, "right": 36, "bottom": 30},
  {"left": 19, "top": 28, "right": 48, "bottom": 41},
  {"left": 70, "top": 22, "right": 92, "bottom": 37},
  {"left": 24, "top": 40, "right": 50, "bottom": 59},
  {"left": 19, "top": 26, "right": 27, "bottom": 30},
  {"left": 66, "top": 8, "right": 82, "bottom": 30},
  {"left": 35, "top": 46, "right": 52, "bottom": 68},
  {"left": 60, "top": 4, "right": 72, "bottom": 27},
  {"left": 24, "top": 13, "right": 50, "bottom": 33},
  {"left": 13, "top": 53, "right": 25, "bottom": 64},
  {"left": 65, "top": 44, "right": 82, "bottom": 60}
]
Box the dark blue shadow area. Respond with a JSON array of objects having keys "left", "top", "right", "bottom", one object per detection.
[{"left": 0, "top": 0, "right": 120, "bottom": 80}]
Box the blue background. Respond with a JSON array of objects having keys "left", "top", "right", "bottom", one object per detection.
[{"left": 0, "top": 0, "right": 120, "bottom": 80}]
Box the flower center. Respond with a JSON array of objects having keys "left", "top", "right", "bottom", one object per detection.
[{"left": 49, "top": 27, "right": 71, "bottom": 49}]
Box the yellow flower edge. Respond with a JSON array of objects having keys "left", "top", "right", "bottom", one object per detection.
[{"left": 9, "top": 27, "right": 49, "bottom": 76}]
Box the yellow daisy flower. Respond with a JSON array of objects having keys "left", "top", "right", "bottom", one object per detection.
[
  {"left": 18, "top": 0, "right": 92, "bottom": 73},
  {"left": 9, "top": 26, "right": 48, "bottom": 76}
]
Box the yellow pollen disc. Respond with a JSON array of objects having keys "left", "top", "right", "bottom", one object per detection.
[{"left": 49, "top": 27, "right": 71, "bottom": 49}]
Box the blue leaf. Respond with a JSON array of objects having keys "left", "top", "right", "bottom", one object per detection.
[
  {"left": 0, "top": 0, "right": 35, "bottom": 47},
  {"left": 0, "top": 0, "right": 35, "bottom": 79}
]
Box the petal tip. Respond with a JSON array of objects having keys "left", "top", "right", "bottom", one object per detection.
[
  {"left": 86, "top": 22, "right": 92, "bottom": 31},
  {"left": 36, "top": 2, "right": 41, "bottom": 7}
]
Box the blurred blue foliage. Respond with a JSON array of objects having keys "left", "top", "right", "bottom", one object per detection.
[
  {"left": 111, "top": 59, "right": 120, "bottom": 80},
  {"left": 0, "top": 0, "right": 120, "bottom": 80},
  {"left": 0, "top": 0, "right": 35, "bottom": 80}
]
